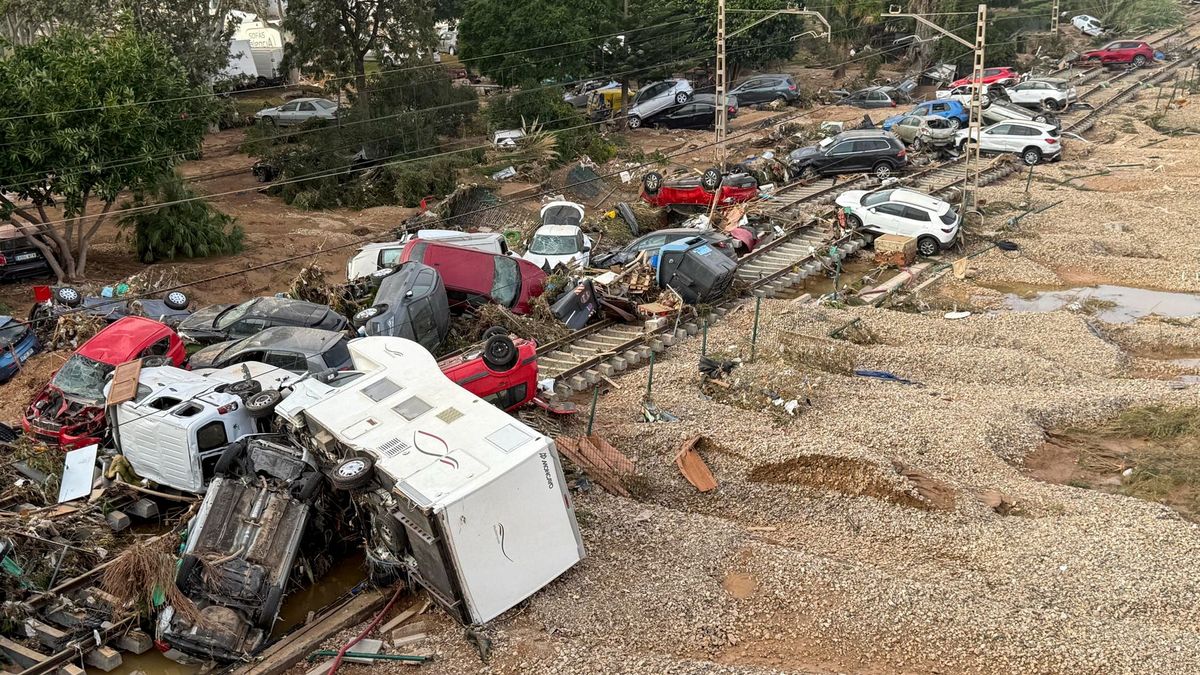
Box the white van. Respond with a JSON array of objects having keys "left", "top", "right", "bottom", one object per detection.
[
  {"left": 110, "top": 363, "right": 302, "bottom": 493},
  {"left": 276, "top": 336, "right": 585, "bottom": 624},
  {"left": 346, "top": 230, "right": 513, "bottom": 279}
]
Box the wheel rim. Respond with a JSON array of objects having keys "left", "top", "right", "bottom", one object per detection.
[
  {"left": 949, "top": 118, "right": 961, "bottom": 129},
  {"left": 1024, "top": 151, "right": 1039, "bottom": 164},
  {"left": 676, "top": 93, "right": 688, "bottom": 104},
  {"left": 629, "top": 117, "right": 640, "bottom": 128},
  {"left": 59, "top": 288, "right": 78, "bottom": 302},
  {"left": 337, "top": 459, "right": 366, "bottom": 477},
  {"left": 167, "top": 292, "right": 187, "bottom": 306},
  {"left": 875, "top": 164, "right": 891, "bottom": 178},
  {"left": 920, "top": 240, "right": 937, "bottom": 256},
  {"left": 249, "top": 392, "right": 275, "bottom": 407},
  {"left": 645, "top": 175, "right": 659, "bottom": 190},
  {"left": 356, "top": 307, "right": 378, "bottom": 322}
]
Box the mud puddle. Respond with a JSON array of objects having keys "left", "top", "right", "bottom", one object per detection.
[
  {"left": 1000, "top": 284, "right": 1200, "bottom": 323},
  {"left": 1027, "top": 406, "right": 1200, "bottom": 521},
  {"left": 748, "top": 455, "right": 955, "bottom": 510}
]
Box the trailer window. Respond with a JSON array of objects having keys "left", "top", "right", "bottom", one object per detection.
[{"left": 196, "top": 421, "right": 227, "bottom": 451}]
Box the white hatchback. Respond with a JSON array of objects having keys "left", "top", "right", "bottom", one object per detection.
[
  {"left": 955, "top": 120, "right": 1063, "bottom": 165},
  {"left": 835, "top": 188, "right": 960, "bottom": 257},
  {"left": 1072, "top": 14, "right": 1105, "bottom": 37}
]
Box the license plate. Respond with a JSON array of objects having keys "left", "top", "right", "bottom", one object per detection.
[{"left": 14, "top": 253, "right": 36, "bottom": 261}]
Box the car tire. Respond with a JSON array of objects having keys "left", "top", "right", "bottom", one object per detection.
[
  {"left": 353, "top": 305, "right": 384, "bottom": 327},
  {"left": 846, "top": 214, "right": 863, "bottom": 230},
  {"left": 1044, "top": 98, "right": 1062, "bottom": 111},
  {"left": 674, "top": 91, "right": 690, "bottom": 105},
  {"left": 225, "top": 379, "right": 263, "bottom": 399},
  {"left": 628, "top": 115, "right": 642, "bottom": 129},
  {"left": 176, "top": 554, "right": 200, "bottom": 588},
  {"left": 331, "top": 456, "right": 375, "bottom": 491},
  {"left": 214, "top": 441, "right": 246, "bottom": 477},
  {"left": 947, "top": 117, "right": 962, "bottom": 130},
  {"left": 911, "top": 137, "right": 924, "bottom": 152},
  {"left": 293, "top": 471, "right": 324, "bottom": 501},
  {"left": 641, "top": 171, "right": 662, "bottom": 194},
  {"left": 1133, "top": 54, "right": 1147, "bottom": 68},
  {"left": 262, "top": 116, "right": 276, "bottom": 126},
  {"left": 773, "top": 95, "right": 787, "bottom": 106},
  {"left": 917, "top": 236, "right": 940, "bottom": 257},
  {"left": 1022, "top": 147, "right": 1042, "bottom": 165},
  {"left": 700, "top": 167, "right": 722, "bottom": 192},
  {"left": 54, "top": 286, "right": 81, "bottom": 307},
  {"left": 1033, "top": 113, "right": 1048, "bottom": 123},
  {"left": 257, "top": 586, "right": 284, "bottom": 630},
  {"left": 246, "top": 389, "right": 282, "bottom": 418},
  {"left": 798, "top": 165, "right": 817, "bottom": 180},
  {"left": 482, "top": 334, "right": 519, "bottom": 371},
  {"left": 482, "top": 326, "right": 508, "bottom": 340},
  {"left": 872, "top": 162, "right": 894, "bottom": 179},
  {"left": 163, "top": 290, "right": 190, "bottom": 311}
]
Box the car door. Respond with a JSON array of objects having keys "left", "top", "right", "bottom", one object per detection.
[
  {"left": 688, "top": 103, "right": 716, "bottom": 129},
  {"left": 867, "top": 90, "right": 891, "bottom": 108},
  {"left": 822, "top": 140, "right": 859, "bottom": 173},
  {"left": 981, "top": 124, "right": 1012, "bottom": 152},
  {"left": 296, "top": 100, "right": 317, "bottom": 122},
  {"left": 228, "top": 317, "right": 268, "bottom": 339},
  {"left": 869, "top": 203, "right": 908, "bottom": 236},
  {"left": 276, "top": 101, "right": 300, "bottom": 125},
  {"left": 263, "top": 350, "right": 309, "bottom": 373},
  {"left": 900, "top": 205, "right": 934, "bottom": 237}
]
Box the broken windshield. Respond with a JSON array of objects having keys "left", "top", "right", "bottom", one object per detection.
[
  {"left": 0, "top": 320, "right": 27, "bottom": 348},
  {"left": 215, "top": 299, "right": 256, "bottom": 330},
  {"left": 529, "top": 234, "right": 580, "bottom": 255},
  {"left": 52, "top": 354, "right": 115, "bottom": 402}
]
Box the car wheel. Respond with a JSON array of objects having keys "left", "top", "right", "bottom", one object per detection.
[
  {"left": 947, "top": 117, "right": 962, "bottom": 130},
  {"left": 246, "top": 389, "right": 282, "bottom": 418},
  {"left": 163, "top": 290, "right": 190, "bottom": 311},
  {"left": 1022, "top": 147, "right": 1042, "bottom": 165},
  {"left": 54, "top": 286, "right": 81, "bottom": 307},
  {"left": 773, "top": 95, "right": 787, "bottom": 106},
  {"left": 911, "top": 137, "right": 924, "bottom": 152},
  {"left": 262, "top": 116, "right": 276, "bottom": 126},
  {"left": 369, "top": 266, "right": 397, "bottom": 283},
  {"left": 1133, "top": 54, "right": 1147, "bottom": 68},
  {"left": 225, "top": 379, "right": 263, "bottom": 399},
  {"left": 675, "top": 91, "right": 690, "bottom": 105},
  {"left": 482, "top": 334, "right": 519, "bottom": 371},
  {"left": 798, "top": 165, "right": 817, "bottom": 180},
  {"left": 628, "top": 115, "right": 642, "bottom": 129},
  {"left": 872, "top": 162, "right": 894, "bottom": 179},
  {"left": 176, "top": 554, "right": 200, "bottom": 588},
  {"left": 1033, "top": 113, "right": 1048, "bottom": 123},
  {"left": 257, "top": 586, "right": 283, "bottom": 630},
  {"left": 353, "top": 305, "right": 383, "bottom": 327},
  {"left": 642, "top": 171, "right": 663, "bottom": 194},
  {"left": 917, "top": 236, "right": 940, "bottom": 257},
  {"left": 482, "top": 326, "right": 508, "bottom": 340},
  {"left": 700, "top": 167, "right": 722, "bottom": 192},
  {"left": 214, "top": 440, "right": 247, "bottom": 477},
  {"left": 846, "top": 214, "right": 863, "bottom": 230},
  {"left": 1043, "top": 98, "right": 1062, "bottom": 111},
  {"left": 331, "top": 456, "right": 375, "bottom": 491}
]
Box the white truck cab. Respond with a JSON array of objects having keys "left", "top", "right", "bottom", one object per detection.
[
  {"left": 111, "top": 362, "right": 302, "bottom": 493},
  {"left": 276, "top": 336, "right": 585, "bottom": 624}
]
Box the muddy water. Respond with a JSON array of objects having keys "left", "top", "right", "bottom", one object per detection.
[
  {"left": 1001, "top": 284, "right": 1200, "bottom": 323},
  {"left": 92, "top": 553, "right": 367, "bottom": 675}
]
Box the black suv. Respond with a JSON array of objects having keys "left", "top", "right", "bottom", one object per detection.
[
  {"left": 729, "top": 74, "right": 800, "bottom": 105},
  {"left": 787, "top": 130, "right": 908, "bottom": 179},
  {"left": 0, "top": 227, "right": 50, "bottom": 281}
]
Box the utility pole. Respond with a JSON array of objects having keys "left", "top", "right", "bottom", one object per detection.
[
  {"left": 713, "top": 5, "right": 830, "bottom": 169},
  {"left": 884, "top": 4, "right": 986, "bottom": 212},
  {"left": 1051, "top": 0, "right": 1060, "bottom": 34}
]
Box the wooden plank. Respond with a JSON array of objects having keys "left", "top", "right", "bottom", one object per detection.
[
  {"left": 15, "top": 617, "right": 134, "bottom": 675},
  {"left": 554, "top": 437, "right": 630, "bottom": 497},
  {"left": 233, "top": 588, "right": 391, "bottom": 675},
  {"left": 675, "top": 436, "right": 718, "bottom": 492},
  {"left": 105, "top": 360, "right": 142, "bottom": 407},
  {"left": 0, "top": 636, "right": 47, "bottom": 669}
]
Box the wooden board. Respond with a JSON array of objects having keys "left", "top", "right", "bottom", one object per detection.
[
  {"left": 555, "top": 436, "right": 632, "bottom": 497},
  {"left": 675, "top": 435, "right": 718, "bottom": 492},
  {"left": 105, "top": 360, "right": 143, "bottom": 407}
]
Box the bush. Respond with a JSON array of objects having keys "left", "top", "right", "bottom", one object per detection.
[
  {"left": 486, "top": 85, "right": 610, "bottom": 166},
  {"left": 120, "top": 172, "right": 244, "bottom": 262}
]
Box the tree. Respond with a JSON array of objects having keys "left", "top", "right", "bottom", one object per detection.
[
  {"left": 0, "top": 0, "right": 108, "bottom": 46},
  {"left": 0, "top": 30, "right": 212, "bottom": 281},
  {"left": 459, "top": 0, "right": 619, "bottom": 87},
  {"left": 282, "top": 0, "right": 441, "bottom": 112},
  {"left": 120, "top": 172, "right": 244, "bottom": 263},
  {"left": 127, "top": 0, "right": 239, "bottom": 86}
]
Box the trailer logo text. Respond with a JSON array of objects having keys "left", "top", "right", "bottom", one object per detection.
[{"left": 540, "top": 453, "right": 555, "bottom": 489}]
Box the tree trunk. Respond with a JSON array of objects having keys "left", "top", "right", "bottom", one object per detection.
[{"left": 74, "top": 202, "right": 115, "bottom": 280}]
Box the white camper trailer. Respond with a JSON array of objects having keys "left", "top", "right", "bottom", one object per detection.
[
  {"left": 276, "top": 336, "right": 584, "bottom": 624},
  {"left": 230, "top": 13, "right": 285, "bottom": 84},
  {"left": 223, "top": 39, "right": 260, "bottom": 81}
]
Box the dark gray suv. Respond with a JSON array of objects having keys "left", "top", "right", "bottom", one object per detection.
[
  {"left": 729, "top": 74, "right": 799, "bottom": 105},
  {"left": 787, "top": 130, "right": 908, "bottom": 180}
]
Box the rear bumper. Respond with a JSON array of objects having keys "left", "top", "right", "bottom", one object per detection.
[{"left": 0, "top": 258, "right": 51, "bottom": 281}]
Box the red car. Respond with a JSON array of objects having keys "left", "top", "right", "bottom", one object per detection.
[
  {"left": 400, "top": 239, "right": 546, "bottom": 315},
  {"left": 641, "top": 168, "right": 759, "bottom": 212},
  {"left": 24, "top": 316, "right": 187, "bottom": 449},
  {"left": 438, "top": 331, "right": 537, "bottom": 411},
  {"left": 950, "top": 66, "right": 1019, "bottom": 88},
  {"left": 1081, "top": 41, "right": 1155, "bottom": 67}
]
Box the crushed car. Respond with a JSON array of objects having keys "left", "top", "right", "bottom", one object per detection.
[
  {"left": 31, "top": 285, "right": 192, "bottom": 328},
  {"left": 347, "top": 230, "right": 513, "bottom": 281},
  {"left": 275, "top": 335, "right": 585, "bottom": 625},
  {"left": 522, "top": 201, "right": 592, "bottom": 271},
  {"left": 24, "top": 316, "right": 187, "bottom": 449},
  {"left": 400, "top": 239, "right": 547, "bottom": 315},
  {"left": 0, "top": 315, "right": 40, "bottom": 382},
  {"left": 641, "top": 168, "right": 759, "bottom": 212},
  {"left": 353, "top": 262, "right": 451, "bottom": 351},
  {"left": 178, "top": 296, "right": 348, "bottom": 346},
  {"left": 189, "top": 326, "right": 353, "bottom": 373}
]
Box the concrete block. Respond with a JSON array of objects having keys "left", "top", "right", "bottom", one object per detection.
[
  {"left": 596, "top": 363, "right": 614, "bottom": 377},
  {"left": 84, "top": 646, "right": 122, "bottom": 672},
  {"left": 684, "top": 322, "right": 699, "bottom": 336},
  {"left": 609, "top": 356, "right": 628, "bottom": 372},
  {"left": 659, "top": 333, "right": 675, "bottom": 347},
  {"left": 622, "top": 350, "right": 641, "bottom": 366},
  {"left": 126, "top": 498, "right": 159, "bottom": 520},
  {"left": 105, "top": 511, "right": 131, "bottom": 532},
  {"left": 25, "top": 618, "right": 68, "bottom": 650},
  {"left": 57, "top": 665, "right": 86, "bottom": 675},
  {"left": 634, "top": 346, "right": 652, "bottom": 359},
  {"left": 115, "top": 628, "right": 153, "bottom": 655},
  {"left": 581, "top": 370, "right": 599, "bottom": 384},
  {"left": 644, "top": 317, "right": 669, "bottom": 331}
]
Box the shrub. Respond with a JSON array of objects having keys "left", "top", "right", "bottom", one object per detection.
[{"left": 120, "top": 172, "right": 244, "bottom": 262}]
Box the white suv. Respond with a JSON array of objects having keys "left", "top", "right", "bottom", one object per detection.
[
  {"left": 1002, "top": 79, "right": 1075, "bottom": 111},
  {"left": 835, "top": 188, "right": 960, "bottom": 257},
  {"left": 956, "top": 120, "right": 1062, "bottom": 165},
  {"left": 627, "top": 79, "right": 693, "bottom": 128}
]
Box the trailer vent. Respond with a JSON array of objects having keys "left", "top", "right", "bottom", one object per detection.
[
  {"left": 379, "top": 437, "right": 409, "bottom": 457},
  {"left": 436, "top": 407, "right": 464, "bottom": 424},
  {"left": 393, "top": 396, "right": 433, "bottom": 421},
  {"left": 362, "top": 378, "right": 402, "bottom": 402}
]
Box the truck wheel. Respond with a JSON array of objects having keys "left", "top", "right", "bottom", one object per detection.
[
  {"left": 225, "top": 379, "right": 262, "bottom": 399},
  {"left": 245, "top": 389, "right": 282, "bottom": 418},
  {"left": 257, "top": 586, "right": 283, "bottom": 629},
  {"left": 54, "top": 286, "right": 81, "bottom": 307},
  {"left": 214, "top": 441, "right": 246, "bottom": 477},
  {"left": 331, "top": 456, "right": 374, "bottom": 491},
  {"left": 700, "top": 167, "right": 722, "bottom": 192},
  {"left": 482, "top": 335, "right": 518, "bottom": 371},
  {"left": 176, "top": 554, "right": 200, "bottom": 588},
  {"left": 163, "top": 291, "right": 190, "bottom": 311},
  {"left": 641, "top": 171, "right": 662, "bottom": 194}
]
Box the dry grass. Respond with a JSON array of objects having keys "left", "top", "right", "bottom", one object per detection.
[
  {"left": 102, "top": 535, "right": 203, "bottom": 623},
  {"left": 1102, "top": 405, "right": 1200, "bottom": 440}
]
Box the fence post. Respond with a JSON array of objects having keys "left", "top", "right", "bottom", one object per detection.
[
  {"left": 1024, "top": 163, "right": 1035, "bottom": 195},
  {"left": 586, "top": 385, "right": 599, "bottom": 435},
  {"left": 750, "top": 296, "right": 762, "bottom": 362},
  {"left": 701, "top": 319, "right": 709, "bottom": 357},
  {"left": 645, "top": 351, "right": 655, "bottom": 401}
]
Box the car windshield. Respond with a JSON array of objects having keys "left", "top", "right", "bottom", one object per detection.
[
  {"left": 215, "top": 299, "right": 255, "bottom": 330},
  {"left": 0, "top": 321, "right": 26, "bottom": 347},
  {"left": 817, "top": 137, "right": 836, "bottom": 150},
  {"left": 313, "top": 100, "right": 337, "bottom": 109},
  {"left": 862, "top": 190, "right": 895, "bottom": 207},
  {"left": 492, "top": 256, "right": 521, "bottom": 307},
  {"left": 51, "top": 354, "right": 115, "bottom": 402},
  {"left": 529, "top": 234, "right": 579, "bottom": 255}
]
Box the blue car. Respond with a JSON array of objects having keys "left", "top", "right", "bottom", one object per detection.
[
  {"left": 883, "top": 99, "right": 970, "bottom": 131},
  {"left": 0, "top": 316, "right": 40, "bottom": 382}
]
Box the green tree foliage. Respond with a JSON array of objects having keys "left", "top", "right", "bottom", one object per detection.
[
  {"left": 485, "top": 86, "right": 614, "bottom": 164},
  {"left": 282, "top": 0, "right": 441, "bottom": 112},
  {"left": 120, "top": 172, "right": 244, "bottom": 263},
  {"left": 0, "top": 30, "right": 212, "bottom": 281}
]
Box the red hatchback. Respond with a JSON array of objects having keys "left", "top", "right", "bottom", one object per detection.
[
  {"left": 641, "top": 169, "right": 759, "bottom": 211},
  {"left": 400, "top": 239, "right": 546, "bottom": 315},
  {"left": 439, "top": 332, "right": 537, "bottom": 411},
  {"left": 950, "top": 66, "right": 1019, "bottom": 88},
  {"left": 24, "top": 316, "right": 187, "bottom": 449},
  {"left": 1081, "top": 41, "right": 1155, "bottom": 67}
]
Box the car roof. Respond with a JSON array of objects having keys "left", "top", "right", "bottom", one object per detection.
[
  {"left": 991, "top": 120, "right": 1056, "bottom": 131},
  {"left": 918, "top": 98, "right": 959, "bottom": 106},
  {"left": 234, "top": 326, "right": 344, "bottom": 354},
  {"left": 78, "top": 316, "right": 174, "bottom": 364},
  {"left": 890, "top": 189, "right": 949, "bottom": 211},
  {"left": 248, "top": 296, "right": 337, "bottom": 324},
  {"left": 836, "top": 129, "right": 895, "bottom": 138},
  {"left": 292, "top": 97, "right": 332, "bottom": 104}
]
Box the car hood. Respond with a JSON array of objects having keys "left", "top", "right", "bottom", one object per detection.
[
  {"left": 188, "top": 341, "right": 234, "bottom": 369},
  {"left": 881, "top": 115, "right": 903, "bottom": 129},
  {"left": 177, "top": 304, "right": 233, "bottom": 337},
  {"left": 788, "top": 146, "right": 821, "bottom": 163},
  {"left": 834, "top": 191, "right": 867, "bottom": 209}
]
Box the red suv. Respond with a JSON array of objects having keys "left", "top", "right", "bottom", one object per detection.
[
  {"left": 950, "top": 66, "right": 1019, "bottom": 88},
  {"left": 438, "top": 331, "right": 537, "bottom": 411},
  {"left": 24, "top": 316, "right": 187, "bottom": 449},
  {"left": 1081, "top": 41, "right": 1155, "bottom": 68},
  {"left": 399, "top": 240, "right": 546, "bottom": 314}
]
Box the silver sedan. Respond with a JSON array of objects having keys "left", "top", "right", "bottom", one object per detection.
[{"left": 254, "top": 98, "right": 339, "bottom": 126}]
